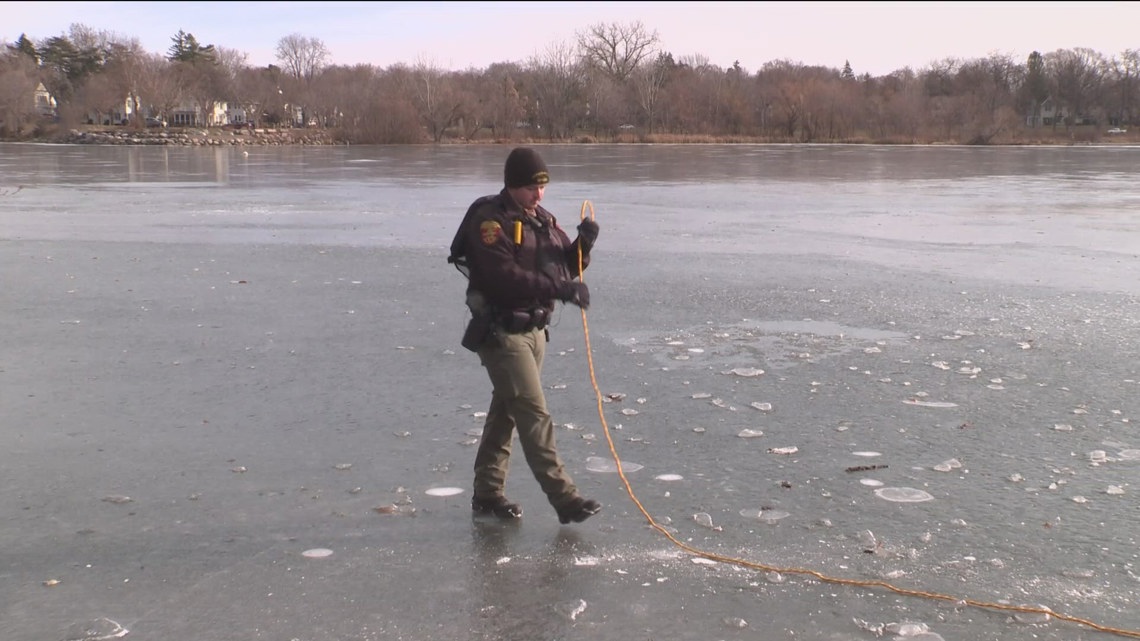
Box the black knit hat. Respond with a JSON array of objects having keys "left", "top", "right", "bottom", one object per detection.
[{"left": 504, "top": 147, "right": 550, "bottom": 188}]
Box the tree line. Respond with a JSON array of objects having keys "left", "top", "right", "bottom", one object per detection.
[{"left": 1, "top": 21, "right": 1136, "bottom": 144}]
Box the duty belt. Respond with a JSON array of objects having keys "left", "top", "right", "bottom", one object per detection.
[{"left": 500, "top": 308, "right": 549, "bottom": 333}]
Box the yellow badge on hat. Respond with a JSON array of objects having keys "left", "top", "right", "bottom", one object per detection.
[{"left": 480, "top": 221, "right": 502, "bottom": 245}]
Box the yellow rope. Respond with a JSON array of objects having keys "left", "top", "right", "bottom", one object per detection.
[{"left": 573, "top": 199, "right": 1140, "bottom": 640}]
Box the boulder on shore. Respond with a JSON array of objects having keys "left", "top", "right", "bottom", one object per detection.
[{"left": 56, "top": 127, "right": 337, "bottom": 146}]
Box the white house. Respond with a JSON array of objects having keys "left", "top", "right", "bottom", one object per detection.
[{"left": 34, "top": 82, "right": 57, "bottom": 118}]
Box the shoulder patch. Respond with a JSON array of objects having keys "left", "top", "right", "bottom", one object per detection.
[{"left": 480, "top": 221, "right": 502, "bottom": 245}]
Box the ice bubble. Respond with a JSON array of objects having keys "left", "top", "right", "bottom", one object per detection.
[
  {"left": 302, "top": 548, "right": 334, "bottom": 558},
  {"left": 932, "top": 458, "right": 962, "bottom": 472},
  {"left": 750, "top": 402, "right": 772, "bottom": 411},
  {"left": 722, "top": 616, "right": 748, "bottom": 628},
  {"left": 1106, "top": 485, "right": 1125, "bottom": 495},
  {"left": 860, "top": 479, "right": 885, "bottom": 487},
  {"left": 693, "top": 512, "right": 721, "bottom": 530},
  {"left": 886, "top": 621, "right": 929, "bottom": 636},
  {"left": 852, "top": 451, "right": 882, "bottom": 457},
  {"left": 874, "top": 487, "right": 934, "bottom": 503},
  {"left": 655, "top": 473, "right": 684, "bottom": 481},
  {"left": 586, "top": 456, "right": 643, "bottom": 474},
  {"left": 740, "top": 508, "right": 790, "bottom": 523},
  {"left": 768, "top": 446, "right": 798, "bottom": 455},
  {"left": 724, "top": 367, "right": 765, "bottom": 377},
  {"left": 1117, "top": 449, "right": 1140, "bottom": 460},
  {"left": 1062, "top": 568, "right": 1095, "bottom": 579},
  {"left": 902, "top": 399, "right": 958, "bottom": 408},
  {"left": 425, "top": 487, "right": 463, "bottom": 497},
  {"left": 899, "top": 632, "right": 944, "bottom": 641},
  {"left": 1011, "top": 605, "right": 1052, "bottom": 624},
  {"left": 737, "top": 429, "right": 764, "bottom": 438},
  {"left": 62, "top": 617, "right": 129, "bottom": 641},
  {"left": 555, "top": 599, "right": 588, "bottom": 621},
  {"left": 691, "top": 392, "right": 712, "bottom": 399}
]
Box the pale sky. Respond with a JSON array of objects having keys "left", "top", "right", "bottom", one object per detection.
[{"left": 6, "top": 1, "right": 1139, "bottom": 77}]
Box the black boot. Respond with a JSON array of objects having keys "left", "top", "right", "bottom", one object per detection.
[
  {"left": 472, "top": 495, "right": 523, "bottom": 519},
  {"left": 555, "top": 496, "right": 602, "bottom": 524}
]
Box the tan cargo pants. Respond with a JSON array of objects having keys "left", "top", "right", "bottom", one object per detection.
[{"left": 474, "top": 327, "right": 578, "bottom": 508}]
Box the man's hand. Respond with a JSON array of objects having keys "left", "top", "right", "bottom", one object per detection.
[
  {"left": 558, "top": 281, "right": 590, "bottom": 310},
  {"left": 577, "top": 219, "right": 599, "bottom": 251}
]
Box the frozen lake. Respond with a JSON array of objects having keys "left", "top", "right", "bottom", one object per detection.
[{"left": 2, "top": 142, "right": 1139, "bottom": 640}]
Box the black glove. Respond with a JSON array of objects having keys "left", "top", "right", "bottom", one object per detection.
[
  {"left": 576, "top": 219, "right": 599, "bottom": 252},
  {"left": 557, "top": 280, "right": 590, "bottom": 310}
]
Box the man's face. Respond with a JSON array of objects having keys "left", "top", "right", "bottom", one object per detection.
[{"left": 508, "top": 184, "right": 545, "bottom": 213}]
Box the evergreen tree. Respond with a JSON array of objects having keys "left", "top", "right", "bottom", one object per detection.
[
  {"left": 841, "top": 60, "right": 855, "bottom": 79},
  {"left": 9, "top": 33, "right": 38, "bottom": 62},
  {"left": 1022, "top": 51, "right": 1049, "bottom": 126},
  {"left": 39, "top": 36, "right": 80, "bottom": 79},
  {"left": 167, "top": 29, "right": 216, "bottom": 64}
]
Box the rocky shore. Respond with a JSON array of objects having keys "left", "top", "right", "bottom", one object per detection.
[{"left": 53, "top": 126, "right": 339, "bottom": 146}]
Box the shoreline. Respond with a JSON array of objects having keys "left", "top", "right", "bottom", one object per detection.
[
  {"left": 4, "top": 125, "right": 1135, "bottom": 147},
  {"left": 47, "top": 127, "right": 340, "bottom": 146}
]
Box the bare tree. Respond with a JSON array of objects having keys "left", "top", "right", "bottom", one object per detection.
[
  {"left": 1105, "top": 49, "right": 1139, "bottom": 126},
  {"left": 526, "top": 41, "right": 587, "bottom": 139},
  {"left": 450, "top": 68, "right": 491, "bottom": 140},
  {"left": 581, "top": 67, "right": 627, "bottom": 138},
  {"left": 368, "top": 63, "right": 426, "bottom": 143},
  {"left": 483, "top": 63, "right": 527, "bottom": 139},
  {"left": 759, "top": 60, "right": 805, "bottom": 138},
  {"left": 410, "top": 57, "right": 462, "bottom": 142},
  {"left": 235, "top": 64, "right": 286, "bottom": 127},
  {"left": 101, "top": 39, "right": 148, "bottom": 126},
  {"left": 952, "top": 53, "right": 1021, "bottom": 143},
  {"left": 576, "top": 21, "right": 659, "bottom": 82},
  {"left": 631, "top": 53, "right": 673, "bottom": 133},
  {"left": 136, "top": 52, "right": 181, "bottom": 123},
  {"left": 1046, "top": 47, "right": 1106, "bottom": 127},
  {"left": 0, "top": 48, "right": 40, "bottom": 136},
  {"left": 275, "top": 33, "right": 329, "bottom": 82},
  {"left": 211, "top": 46, "right": 250, "bottom": 122},
  {"left": 1020, "top": 51, "right": 1050, "bottom": 128},
  {"left": 658, "top": 55, "right": 724, "bottom": 135}
]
